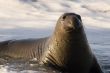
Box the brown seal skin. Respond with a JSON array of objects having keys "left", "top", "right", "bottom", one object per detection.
[{"left": 0, "top": 13, "right": 103, "bottom": 73}]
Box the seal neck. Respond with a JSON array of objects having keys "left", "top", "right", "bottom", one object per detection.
[{"left": 41, "top": 27, "right": 91, "bottom": 72}]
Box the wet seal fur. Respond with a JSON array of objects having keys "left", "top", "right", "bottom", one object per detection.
[{"left": 0, "top": 13, "right": 103, "bottom": 73}]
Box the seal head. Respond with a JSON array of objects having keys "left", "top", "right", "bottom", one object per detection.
[{"left": 56, "top": 13, "right": 82, "bottom": 32}]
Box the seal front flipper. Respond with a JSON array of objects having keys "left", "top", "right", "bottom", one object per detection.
[{"left": 89, "top": 56, "right": 103, "bottom": 73}]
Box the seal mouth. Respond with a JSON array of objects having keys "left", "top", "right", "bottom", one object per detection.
[{"left": 60, "top": 13, "right": 82, "bottom": 32}]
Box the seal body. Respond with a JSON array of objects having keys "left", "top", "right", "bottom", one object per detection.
[
  {"left": 0, "top": 13, "right": 103, "bottom": 73},
  {"left": 0, "top": 38, "right": 48, "bottom": 61}
]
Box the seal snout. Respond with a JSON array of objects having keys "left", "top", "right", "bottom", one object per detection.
[{"left": 61, "top": 13, "right": 82, "bottom": 30}]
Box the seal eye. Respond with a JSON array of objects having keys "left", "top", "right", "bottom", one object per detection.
[
  {"left": 77, "top": 15, "right": 81, "bottom": 21},
  {"left": 62, "top": 15, "right": 66, "bottom": 20}
]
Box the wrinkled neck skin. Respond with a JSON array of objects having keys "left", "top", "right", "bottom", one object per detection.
[{"left": 41, "top": 25, "right": 93, "bottom": 72}]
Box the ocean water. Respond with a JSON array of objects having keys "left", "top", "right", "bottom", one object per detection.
[
  {"left": 0, "top": 0, "right": 110, "bottom": 73},
  {"left": 86, "top": 28, "right": 110, "bottom": 73}
]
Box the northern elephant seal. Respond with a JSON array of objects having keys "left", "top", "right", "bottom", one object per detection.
[{"left": 0, "top": 13, "right": 103, "bottom": 73}]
